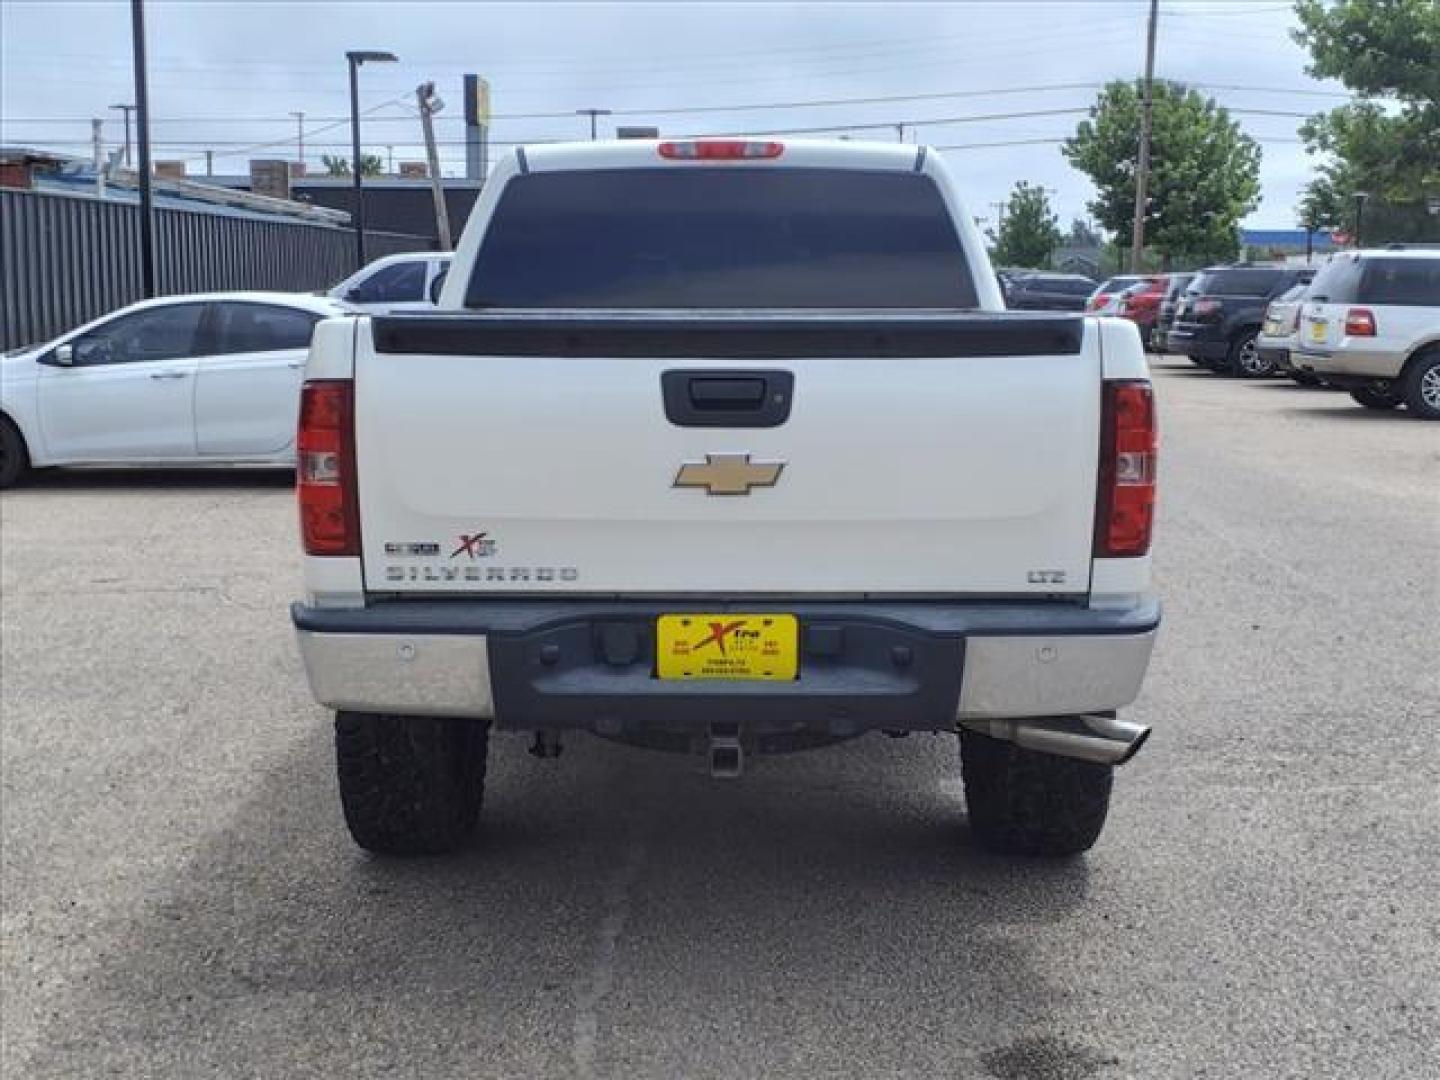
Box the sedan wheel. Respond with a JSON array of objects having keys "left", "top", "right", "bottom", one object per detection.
[{"left": 0, "top": 420, "right": 29, "bottom": 489}]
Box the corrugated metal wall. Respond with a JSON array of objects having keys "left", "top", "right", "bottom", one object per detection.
[{"left": 1, "top": 189, "right": 431, "bottom": 349}]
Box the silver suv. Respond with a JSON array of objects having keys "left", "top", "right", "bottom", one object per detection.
[{"left": 1292, "top": 249, "right": 1440, "bottom": 418}]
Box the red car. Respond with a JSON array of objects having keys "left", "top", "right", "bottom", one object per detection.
[{"left": 1116, "top": 277, "right": 1170, "bottom": 338}]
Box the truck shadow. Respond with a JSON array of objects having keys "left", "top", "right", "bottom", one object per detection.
[{"left": 24, "top": 731, "right": 1105, "bottom": 1078}]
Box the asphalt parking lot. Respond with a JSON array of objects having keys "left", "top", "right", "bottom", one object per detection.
[{"left": 2, "top": 358, "right": 1437, "bottom": 1080}]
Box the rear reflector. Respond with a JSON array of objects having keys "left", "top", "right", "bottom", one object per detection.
[
  {"left": 1344, "top": 307, "right": 1377, "bottom": 336},
  {"left": 298, "top": 380, "right": 360, "bottom": 557},
  {"left": 658, "top": 140, "right": 784, "bottom": 160},
  {"left": 1095, "top": 381, "right": 1158, "bottom": 558}
]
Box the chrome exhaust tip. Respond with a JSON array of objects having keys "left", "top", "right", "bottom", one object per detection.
[{"left": 962, "top": 713, "right": 1151, "bottom": 766}]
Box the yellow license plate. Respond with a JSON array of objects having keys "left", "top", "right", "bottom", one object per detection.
[
  {"left": 656, "top": 614, "right": 798, "bottom": 681},
  {"left": 1309, "top": 320, "right": 1327, "bottom": 343}
]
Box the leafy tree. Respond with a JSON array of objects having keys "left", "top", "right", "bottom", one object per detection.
[
  {"left": 987, "top": 182, "right": 1063, "bottom": 268},
  {"left": 320, "top": 153, "right": 385, "bottom": 177},
  {"left": 1063, "top": 80, "right": 1261, "bottom": 265},
  {"left": 1292, "top": 0, "right": 1439, "bottom": 242}
]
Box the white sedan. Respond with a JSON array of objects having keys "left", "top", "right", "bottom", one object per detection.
[
  {"left": 327, "top": 252, "right": 451, "bottom": 313},
  {"left": 0, "top": 292, "right": 350, "bottom": 487}
]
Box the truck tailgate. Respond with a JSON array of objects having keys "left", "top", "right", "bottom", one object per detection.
[{"left": 354, "top": 313, "right": 1100, "bottom": 596}]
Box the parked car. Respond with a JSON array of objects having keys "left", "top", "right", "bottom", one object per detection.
[
  {"left": 1087, "top": 274, "right": 1153, "bottom": 315},
  {"left": 291, "top": 138, "right": 1160, "bottom": 858},
  {"left": 0, "top": 293, "right": 350, "bottom": 487},
  {"left": 1255, "top": 283, "right": 1317, "bottom": 384},
  {"left": 1291, "top": 248, "right": 1440, "bottom": 417},
  {"left": 1150, "top": 272, "right": 1196, "bottom": 350},
  {"left": 328, "top": 252, "right": 452, "bottom": 312},
  {"left": 1116, "top": 277, "right": 1169, "bottom": 342},
  {"left": 1004, "top": 272, "right": 1098, "bottom": 311},
  {"left": 1166, "top": 264, "right": 1314, "bottom": 376}
]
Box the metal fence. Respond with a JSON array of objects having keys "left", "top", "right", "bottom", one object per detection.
[{"left": 1, "top": 188, "right": 430, "bottom": 350}]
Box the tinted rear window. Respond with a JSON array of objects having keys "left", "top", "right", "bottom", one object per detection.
[
  {"left": 1358, "top": 258, "right": 1440, "bottom": 306},
  {"left": 1194, "top": 268, "right": 1283, "bottom": 296},
  {"left": 465, "top": 168, "right": 977, "bottom": 309}
]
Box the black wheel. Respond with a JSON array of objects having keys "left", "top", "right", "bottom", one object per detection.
[
  {"left": 0, "top": 417, "right": 29, "bottom": 489},
  {"left": 1224, "top": 331, "right": 1260, "bottom": 376},
  {"left": 959, "top": 729, "right": 1113, "bottom": 857},
  {"left": 1402, "top": 350, "right": 1440, "bottom": 420},
  {"left": 335, "top": 712, "right": 489, "bottom": 855},
  {"left": 1290, "top": 372, "right": 1323, "bottom": 388},
  {"left": 1349, "top": 383, "right": 1401, "bottom": 410}
]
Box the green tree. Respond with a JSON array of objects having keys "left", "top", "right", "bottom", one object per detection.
[
  {"left": 1292, "top": 0, "right": 1439, "bottom": 242},
  {"left": 320, "top": 153, "right": 385, "bottom": 177},
  {"left": 1063, "top": 80, "right": 1261, "bottom": 266},
  {"left": 987, "top": 182, "right": 1063, "bottom": 268}
]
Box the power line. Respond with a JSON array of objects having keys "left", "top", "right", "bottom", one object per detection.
[{"left": 1, "top": 80, "right": 1352, "bottom": 128}]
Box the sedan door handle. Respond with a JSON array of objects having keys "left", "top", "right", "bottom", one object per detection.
[{"left": 149, "top": 370, "right": 190, "bottom": 380}]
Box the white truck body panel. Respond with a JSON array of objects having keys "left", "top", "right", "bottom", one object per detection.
[{"left": 352, "top": 333, "right": 1102, "bottom": 595}]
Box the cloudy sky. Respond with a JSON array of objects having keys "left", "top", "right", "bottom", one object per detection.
[{"left": 1, "top": 0, "right": 1352, "bottom": 230}]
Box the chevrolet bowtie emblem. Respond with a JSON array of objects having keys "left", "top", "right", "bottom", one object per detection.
[{"left": 673, "top": 453, "right": 785, "bottom": 496}]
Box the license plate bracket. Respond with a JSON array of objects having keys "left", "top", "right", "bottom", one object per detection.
[{"left": 656, "top": 614, "right": 799, "bottom": 680}]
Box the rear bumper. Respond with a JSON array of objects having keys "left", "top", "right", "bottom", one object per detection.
[
  {"left": 1166, "top": 328, "right": 1227, "bottom": 360},
  {"left": 1291, "top": 346, "right": 1406, "bottom": 380},
  {"left": 292, "top": 597, "right": 1160, "bottom": 731}
]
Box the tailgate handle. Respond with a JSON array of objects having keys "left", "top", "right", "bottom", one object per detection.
[
  {"left": 662, "top": 369, "right": 794, "bottom": 428},
  {"left": 689, "top": 377, "right": 766, "bottom": 409}
]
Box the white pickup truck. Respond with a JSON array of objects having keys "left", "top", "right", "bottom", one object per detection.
[{"left": 292, "top": 139, "right": 1161, "bottom": 858}]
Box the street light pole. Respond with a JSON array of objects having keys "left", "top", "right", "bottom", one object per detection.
[
  {"left": 346, "top": 49, "right": 398, "bottom": 271},
  {"left": 129, "top": 0, "right": 155, "bottom": 298},
  {"left": 576, "top": 108, "right": 612, "bottom": 141}
]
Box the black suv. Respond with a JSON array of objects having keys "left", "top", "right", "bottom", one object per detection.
[
  {"left": 1004, "top": 272, "right": 1098, "bottom": 312},
  {"left": 1166, "top": 264, "right": 1314, "bottom": 375}
]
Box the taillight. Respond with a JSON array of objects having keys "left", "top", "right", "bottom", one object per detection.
[
  {"left": 1344, "top": 308, "right": 1377, "bottom": 336},
  {"left": 297, "top": 380, "right": 360, "bottom": 556},
  {"left": 1095, "top": 381, "right": 1158, "bottom": 558},
  {"left": 658, "top": 140, "right": 784, "bottom": 160},
  {"left": 1192, "top": 297, "right": 1222, "bottom": 318}
]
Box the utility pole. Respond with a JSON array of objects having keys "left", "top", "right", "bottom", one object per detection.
[
  {"left": 205, "top": 149, "right": 214, "bottom": 177},
  {"left": 1129, "top": 0, "right": 1160, "bottom": 273},
  {"left": 109, "top": 103, "right": 136, "bottom": 167},
  {"left": 129, "top": 0, "right": 155, "bottom": 297},
  {"left": 417, "top": 81, "right": 452, "bottom": 249},
  {"left": 576, "top": 107, "right": 612, "bottom": 140},
  {"left": 896, "top": 123, "right": 906, "bottom": 143},
  {"left": 386, "top": 145, "right": 394, "bottom": 174},
  {"left": 289, "top": 110, "right": 305, "bottom": 170},
  {"left": 91, "top": 118, "right": 105, "bottom": 197}
]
